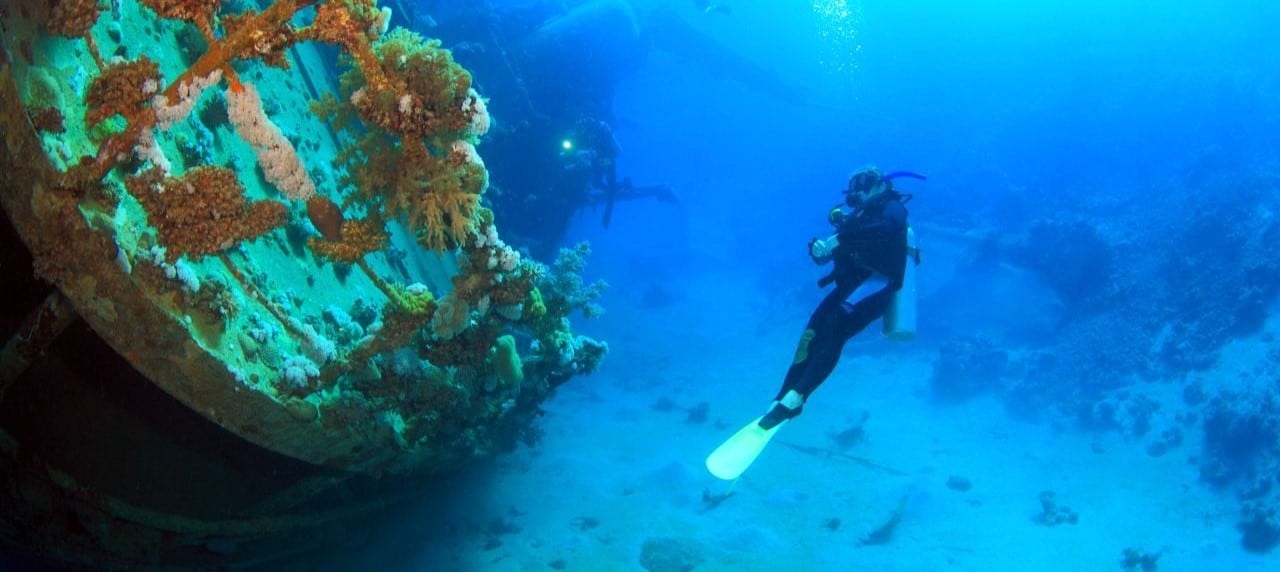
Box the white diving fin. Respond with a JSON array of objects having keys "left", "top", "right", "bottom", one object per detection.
[{"left": 705, "top": 417, "right": 787, "bottom": 481}]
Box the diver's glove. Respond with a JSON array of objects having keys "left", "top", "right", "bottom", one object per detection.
[{"left": 808, "top": 235, "right": 838, "bottom": 264}]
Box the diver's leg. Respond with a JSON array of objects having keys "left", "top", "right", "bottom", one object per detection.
[
  {"left": 760, "top": 287, "right": 855, "bottom": 428},
  {"left": 837, "top": 285, "right": 896, "bottom": 339},
  {"left": 785, "top": 286, "right": 897, "bottom": 399},
  {"left": 604, "top": 161, "right": 618, "bottom": 188}
]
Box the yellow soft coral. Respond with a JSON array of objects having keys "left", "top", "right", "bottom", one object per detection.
[{"left": 388, "top": 139, "right": 487, "bottom": 251}]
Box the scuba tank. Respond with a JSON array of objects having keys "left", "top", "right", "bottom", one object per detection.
[
  {"left": 875, "top": 171, "right": 926, "bottom": 341},
  {"left": 882, "top": 227, "right": 919, "bottom": 341}
]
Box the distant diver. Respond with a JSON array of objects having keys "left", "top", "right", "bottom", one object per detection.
[
  {"left": 561, "top": 117, "right": 677, "bottom": 228},
  {"left": 706, "top": 168, "right": 924, "bottom": 481},
  {"left": 431, "top": 0, "right": 780, "bottom": 256}
]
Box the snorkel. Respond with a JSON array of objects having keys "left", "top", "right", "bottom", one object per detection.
[{"left": 881, "top": 171, "right": 928, "bottom": 183}]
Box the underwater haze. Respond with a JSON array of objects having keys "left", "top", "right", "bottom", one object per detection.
[
  {"left": 4, "top": 0, "right": 1279, "bottom": 569},
  {"left": 339, "top": 0, "right": 1280, "bottom": 570}
]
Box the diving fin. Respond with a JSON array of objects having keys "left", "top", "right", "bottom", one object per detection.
[{"left": 705, "top": 417, "right": 786, "bottom": 481}]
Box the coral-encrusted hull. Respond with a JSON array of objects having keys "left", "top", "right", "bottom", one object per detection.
[{"left": 0, "top": 0, "right": 605, "bottom": 479}]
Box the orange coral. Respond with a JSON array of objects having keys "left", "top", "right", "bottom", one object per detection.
[
  {"left": 47, "top": 0, "right": 102, "bottom": 38},
  {"left": 347, "top": 29, "right": 475, "bottom": 140},
  {"left": 308, "top": 218, "right": 388, "bottom": 264},
  {"left": 125, "top": 167, "right": 287, "bottom": 262},
  {"left": 30, "top": 107, "right": 66, "bottom": 133},
  {"left": 304, "top": 0, "right": 390, "bottom": 92},
  {"left": 140, "top": 0, "right": 221, "bottom": 40},
  {"left": 448, "top": 240, "right": 534, "bottom": 309},
  {"left": 222, "top": 10, "right": 299, "bottom": 69},
  {"left": 84, "top": 57, "right": 161, "bottom": 128}
]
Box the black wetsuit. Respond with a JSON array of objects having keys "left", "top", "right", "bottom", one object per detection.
[
  {"left": 773, "top": 194, "right": 909, "bottom": 410},
  {"left": 575, "top": 119, "right": 620, "bottom": 190}
]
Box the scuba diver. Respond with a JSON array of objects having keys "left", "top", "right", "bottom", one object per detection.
[
  {"left": 563, "top": 117, "right": 624, "bottom": 227},
  {"left": 561, "top": 117, "right": 678, "bottom": 228},
  {"left": 706, "top": 167, "right": 924, "bottom": 481},
  {"left": 570, "top": 117, "right": 621, "bottom": 192}
]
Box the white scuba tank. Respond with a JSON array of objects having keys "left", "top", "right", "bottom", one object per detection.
[{"left": 882, "top": 227, "right": 918, "bottom": 340}]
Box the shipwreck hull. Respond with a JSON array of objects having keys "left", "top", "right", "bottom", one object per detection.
[
  {"left": 0, "top": 300, "right": 444, "bottom": 569},
  {"left": 0, "top": 14, "right": 433, "bottom": 481},
  {"left": 0, "top": 19, "right": 438, "bottom": 571},
  {"left": 0, "top": 0, "right": 606, "bottom": 567}
]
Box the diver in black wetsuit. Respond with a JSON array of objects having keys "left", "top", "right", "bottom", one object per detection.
[
  {"left": 759, "top": 168, "right": 920, "bottom": 430},
  {"left": 561, "top": 117, "right": 678, "bottom": 228},
  {"left": 571, "top": 118, "right": 621, "bottom": 192}
]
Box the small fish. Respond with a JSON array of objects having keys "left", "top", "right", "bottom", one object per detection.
[
  {"left": 700, "top": 488, "right": 736, "bottom": 512},
  {"left": 860, "top": 494, "right": 909, "bottom": 546}
]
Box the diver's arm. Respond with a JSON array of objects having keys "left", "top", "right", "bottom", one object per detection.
[{"left": 809, "top": 234, "right": 839, "bottom": 264}]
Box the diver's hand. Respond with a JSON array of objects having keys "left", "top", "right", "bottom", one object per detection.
[{"left": 809, "top": 237, "right": 835, "bottom": 263}]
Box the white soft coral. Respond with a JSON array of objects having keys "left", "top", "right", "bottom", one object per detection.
[
  {"left": 226, "top": 82, "right": 316, "bottom": 201},
  {"left": 463, "top": 88, "right": 490, "bottom": 138}
]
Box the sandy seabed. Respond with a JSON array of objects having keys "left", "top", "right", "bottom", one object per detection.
[{"left": 336, "top": 273, "right": 1280, "bottom": 572}]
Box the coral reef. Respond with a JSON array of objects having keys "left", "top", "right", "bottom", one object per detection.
[
  {"left": 1198, "top": 388, "right": 1279, "bottom": 488},
  {"left": 1149, "top": 172, "right": 1280, "bottom": 371},
  {"left": 991, "top": 170, "right": 1280, "bottom": 450},
  {"left": 29, "top": 107, "right": 65, "bottom": 133},
  {"left": 1003, "top": 308, "right": 1157, "bottom": 421},
  {"left": 307, "top": 218, "right": 388, "bottom": 264},
  {"left": 1120, "top": 548, "right": 1161, "bottom": 572},
  {"left": 1013, "top": 218, "right": 1116, "bottom": 311},
  {"left": 1033, "top": 491, "right": 1078, "bottom": 526},
  {"left": 538, "top": 242, "right": 608, "bottom": 321},
  {"left": 492, "top": 334, "right": 523, "bottom": 386},
  {"left": 1193, "top": 376, "right": 1280, "bottom": 553},
  {"left": 1239, "top": 501, "right": 1280, "bottom": 554}
]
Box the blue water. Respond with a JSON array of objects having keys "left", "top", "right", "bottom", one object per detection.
[{"left": 397, "top": 0, "right": 1280, "bottom": 569}]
